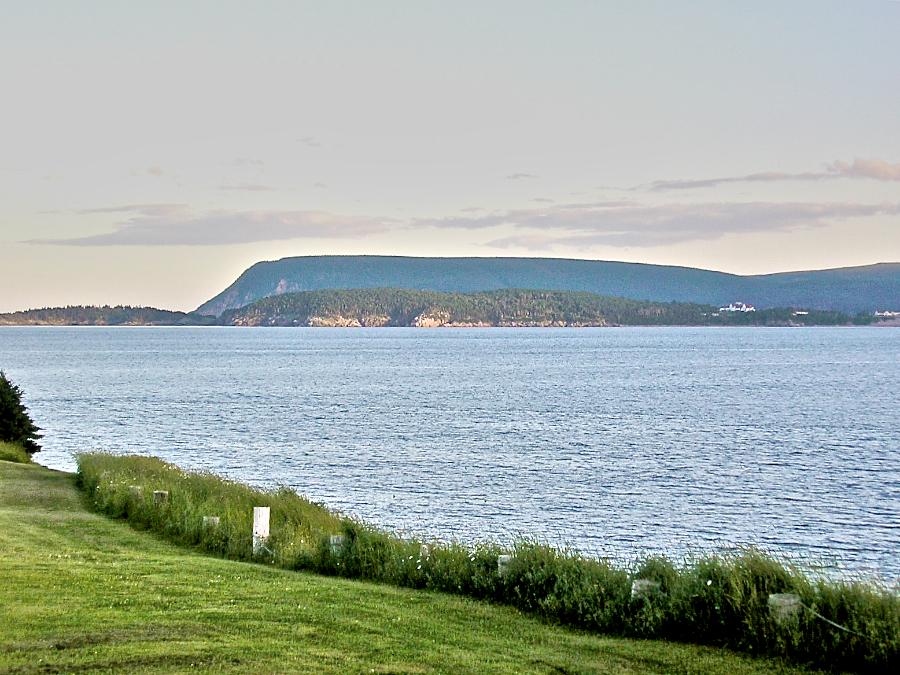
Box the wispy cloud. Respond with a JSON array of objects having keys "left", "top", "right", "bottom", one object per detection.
[
  {"left": 506, "top": 173, "right": 538, "bottom": 180},
  {"left": 29, "top": 197, "right": 899, "bottom": 250},
  {"left": 217, "top": 183, "right": 278, "bottom": 192},
  {"left": 647, "top": 157, "right": 900, "bottom": 191},
  {"left": 313, "top": 182, "right": 328, "bottom": 189},
  {"left": 147, "top": 166, "right": 165, "bottom": 177},
  {"left": 417, "top": 201, "right": 900, "bottom": 249},
  {"left": 72, "top": 204, "right": 186, "bottom": 216},
  {"left": 486, "top": 234, "right": 559, "bottom": 251},
  {"left": 27, "top": 205, "right": 396, "bottom": 246},
  {"left": 228, "top": 158, "right": 265, "bottom": 166},
  {"left": 296, "top": 136, "right": 321, "bottom": 147},
  {"left": 647, "top": 172, "right": 826, "bottom": 191},
  {"left": 832, "top": 157, "right": 900, "bottom": 181}
]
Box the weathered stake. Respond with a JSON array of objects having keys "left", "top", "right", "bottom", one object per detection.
[
  {"left": 330, "top": 534, "right": 346, "bottom": 557},
  {"left": 497, "top": 554, "right": 514, "bottom": 577},
  {"left": 631, "top": 579, "right": 662, "bottom": 599},
  {"left": 330, "top": 534, "right": 346, "bottom": 556},
  {"left": 129, "top": 486, "right": 143, "bottom": 500},
  {"left": 768, "top": 593, "right": 802, "bottom": 624},
  {"left": 253, "top": 507, "right": 270, "bottom": 556},
  {"left": 202, "top": 516, "right": 220, "bottom": 528},
  {"left": 153, "top": 490, "right": 169, "bottom": 506}
]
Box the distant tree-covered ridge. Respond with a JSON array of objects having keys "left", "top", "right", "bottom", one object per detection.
[
  {"left": 0, "top": 306, "right": 216, "bottom": 326},
  {"left": 219, "top": 288, "right": 864, "bottom": 327},
  {"left": 0, "top": 292, "right": 876, "bottom": 327}
]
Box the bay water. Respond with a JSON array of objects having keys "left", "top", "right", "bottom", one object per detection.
[{"left": 1, "top": 326, "right": 897, "bottom": 580}]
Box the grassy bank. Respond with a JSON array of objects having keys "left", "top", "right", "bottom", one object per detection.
[
  {"left": 0, "top": 460, "right": 826, "bottom": 675},
  {"left": 77, "top": 454, "right": 899, "bottom": 673},
  {"left": 0, "top": 440, "right": 32, "bottom": 464}
]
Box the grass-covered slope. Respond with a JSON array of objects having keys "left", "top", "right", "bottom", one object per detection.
[
  {"left": 195, "top": 255, "right": 900, "bottom": 317},
  {"left": 74, "top": 454, "right": 900, "bottom": 673},
  {"left": 0, "top": 440, "right": 32, "bottom": 463},
  {"left": 0, "top": 460, "right": 822, "bottom": 675}
]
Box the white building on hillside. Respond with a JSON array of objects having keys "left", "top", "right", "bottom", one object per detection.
[{"left": 719, "top": 302, "right": 756, "bottom": 312}]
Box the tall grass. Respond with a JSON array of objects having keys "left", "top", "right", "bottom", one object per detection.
[
  {"left": 77, "top": 452, "right": 343, "bottom": 564},
  {"left": 78, "top": 453, "right": 900, "bottom": 672},
  {"left": 0, "top": 440, "right": 32, "bottom": 464}
]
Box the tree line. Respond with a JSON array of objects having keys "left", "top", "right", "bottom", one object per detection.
[{"left": 219, "top": 287, "right": 864, "bottom": 327}]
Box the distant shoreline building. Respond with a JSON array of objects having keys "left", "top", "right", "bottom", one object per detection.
[{"left": 719, "top": 302, "right": 756, "bottom": 313}]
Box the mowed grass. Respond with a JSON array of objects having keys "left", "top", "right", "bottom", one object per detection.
[{"left": 0, "top": 461, "right": 831, "bottom": 675}]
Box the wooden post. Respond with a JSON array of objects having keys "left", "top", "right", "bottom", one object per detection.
[
  {"left": 497, "top": 554, "right": 513, "bottom": 577},
  {"left": 202, "top": 516, "right": 220, "bottom": 527},
  {"left": 153, "top": 490, "right": 169, "bottom": 506},
  {"left": 129, "top": 486, "right": 143, "bottom": 500},
  {"left": 330, "top": 534, "right": 346, "bottom": 556},
  {"left": 631, "top": 579, "right": 661, "bottom": 599},
  {"left": 768, "top": 593, "right": 801, "bottom": 624},
  {"left": 253, "top": 507, "right": 270, "bottom": 555}
]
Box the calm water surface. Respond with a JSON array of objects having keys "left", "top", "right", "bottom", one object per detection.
[{"left": 1, "top": 327, "right": 897, "bottom": 579}]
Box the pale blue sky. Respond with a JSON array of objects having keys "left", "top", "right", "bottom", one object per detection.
[{"left": 1, "top": 1, "right": 899, "bottom": 311}]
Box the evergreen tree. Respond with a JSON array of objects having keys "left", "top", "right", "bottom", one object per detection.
[{"left": 0, "top": 372, "right": 41, "bottom": 455}]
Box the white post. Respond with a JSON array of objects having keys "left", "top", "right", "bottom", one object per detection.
[
  {"left": 330, "top": 534, "right": 346, "bottom": 556},
  {"left": 497, "top": 554, "right": 514, "bottom": 577},
  {"left": 202, "top": 516, "right": 220, "bottom": 527},
  {"left": 631, "top": 579, "right": 661, "bottom": 599},
  {"left": 129, "top": 486, "right": 143, "bottom": 500},
  {"left": 253, "top": 507, "right": 270, "bottom": 556},
  {"left": 768, "top": 593, "right": 801, "bottom": 624},
  {"left": 153, "top": 490, "right": 169, "bottom": 506}
]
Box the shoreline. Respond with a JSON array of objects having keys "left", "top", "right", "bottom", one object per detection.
[
  {"left": 1, "top": 458, "right": 834, "bottom": 675},
  {"left": 72, "top": 452, "right": 900, "bottom": 672}
]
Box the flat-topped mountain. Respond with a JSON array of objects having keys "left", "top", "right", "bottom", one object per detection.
[{"left": 195, "top": 256, "right": 900, "bottom": 317}]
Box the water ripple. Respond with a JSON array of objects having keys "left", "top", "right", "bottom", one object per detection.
[{"left": 1, "top": 326, "right": 898, "bottom": 580}]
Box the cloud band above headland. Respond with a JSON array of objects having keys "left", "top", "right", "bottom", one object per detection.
[{"left": 26, "top": 200, "right": 900, "bottom": 250}]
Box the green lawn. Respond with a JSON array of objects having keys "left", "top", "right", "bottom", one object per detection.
[{"left": 0, "top": 460, "right": 829, "bottom": 675}]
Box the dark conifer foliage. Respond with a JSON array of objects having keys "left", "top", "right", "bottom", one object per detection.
[{"left": 0, "top": 372, "right": 41, "bottom": 455}]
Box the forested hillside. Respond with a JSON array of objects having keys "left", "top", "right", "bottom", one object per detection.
[
  {"left": 220, "top": 288, "right": 860, "bottom": 327},
  {"left": 0, "top": 306, "right": 214, "bottom": 326},
  {"left": 0, "top": 292, "right": 871, "bottom": 327}
]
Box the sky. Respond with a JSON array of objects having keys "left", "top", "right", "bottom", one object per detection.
[{"left": 1, "top": 0, "right": 899, "bottom": 312}]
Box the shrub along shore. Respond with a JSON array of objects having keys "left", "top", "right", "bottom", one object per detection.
[
  {"left": 78, "top": 453, "right": 900, "bottom": 673},
  {"left": 0, "top": 458, "right": 833, "bottom": 674}
]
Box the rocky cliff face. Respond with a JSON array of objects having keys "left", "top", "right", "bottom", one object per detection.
[{"left": 308, "top": 314, "right": 391, "bottom": 327}]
